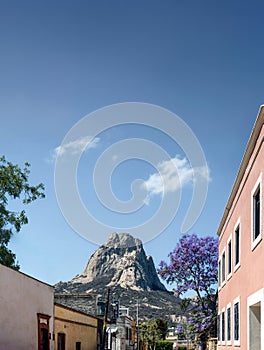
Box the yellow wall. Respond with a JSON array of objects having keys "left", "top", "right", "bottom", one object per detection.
[{"left": 54, "top": 304, "right": 98, "bottom": 350}]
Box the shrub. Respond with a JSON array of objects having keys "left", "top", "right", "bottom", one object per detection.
[
  {"left": 156, "top": 341, "right": 173, "bottom": 350},
  {"left": 177, "top": 347, "right": 187, "bottom": 350}
]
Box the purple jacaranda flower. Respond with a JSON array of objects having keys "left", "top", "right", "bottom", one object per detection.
[{"left": 158, "top": 233, "right": 218, "bottom": 339}]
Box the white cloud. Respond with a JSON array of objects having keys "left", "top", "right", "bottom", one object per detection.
[
  {"left": 50, "top": 136, "right": 100, "bottom": 162},
  {"left": 112, "top": 154, "right": 119, "bottom": 162},
  {"left": 142, "top": 155, "right": 210, "bottom": 196}
]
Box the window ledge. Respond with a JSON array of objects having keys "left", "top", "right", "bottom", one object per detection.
[
  {"left": 234, "top": 262, "right": 240, "bottom": 273},
  {"left": 251, "top": 235, "right": 262, "bottom": 251}
]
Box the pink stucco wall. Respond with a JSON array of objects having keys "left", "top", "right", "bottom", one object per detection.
[
  {"left": 0, "top": 264, "right": 54, "bottom": 350},
  {"left": 218, "top": 119, "right": 264, "bottom": 349}
]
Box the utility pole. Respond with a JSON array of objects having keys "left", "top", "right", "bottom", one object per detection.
[
  {"left": 136, "top": 300, "right": 139, "bottom": 350},
  {"left": 102, "top": 288, "right": 111, "bottom": 350}
]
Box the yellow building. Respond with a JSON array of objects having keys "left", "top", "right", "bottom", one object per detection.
[{"left": 54, "top": 303, "right": 102, "bottom": 350}]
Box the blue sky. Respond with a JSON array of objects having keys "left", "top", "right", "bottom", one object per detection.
[{"left": 1, "top": 0, "right": 264, "bottom": 286}]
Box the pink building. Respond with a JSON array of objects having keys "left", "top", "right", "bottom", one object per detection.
[
  {"left": 0, "top": 263, "right": 54, "bottom": 350},
  {"left": 218, "top": 105, "right": 264, "bottom": 349}
]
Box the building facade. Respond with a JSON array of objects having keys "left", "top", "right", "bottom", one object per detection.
[
  {"left": 0, "top": 263, "right": 54, "bottom": 350},
  {"left": 107, "top": 315, "right": 135, "bottom": 350},
  {"left": 218, "top": 105, "right": 264, "bottom": 349},
  {"left": 54, "top": 303, "right": 101, "bottom": 350}
]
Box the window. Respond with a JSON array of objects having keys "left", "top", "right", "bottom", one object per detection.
[
  {"left": 234, "top": 222, "right": 240, "bottom": 269},
  {"left": 227, "top": 306, "right": 231, "bottom": 343},
  {"left": 234, "top": 300, "right": 240, "bottom": 345},
  {"left": 126, "top": 327, "right": 132, "bottom": 340},
  {"left": 253, "top": 187, "right": 261, "bottom": 239},
  {"left": 217, "top": 314, "right": 220, "bottom": 343},
  {"left": 76, "top": 342, "right": 81, "bottom": 350},
  {"left": 222, "top": 251, "right": 226, "bottom": 284},
  {"left": 227, "top": 238, "right": 232, "bottom": 277},
  {"left": 218, "top": 260, "right": 221, "bottom": 287},
  {"left": 252, "top": 174, "right": 262, "bottom": 249},
  {"left": 221, "top": 310, "right": 225, "bottom": 343}
]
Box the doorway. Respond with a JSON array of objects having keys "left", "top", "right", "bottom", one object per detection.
[
  {"left": 58, "top": 333, "right": 66, "bottom": 350},
  {"left": 249, "top": 302, "right": 261, "bottom": 350},
  {"left": 40, "top": 328, "right": 49, "bottom": 350},
  {"left": 38, "top": 314, "right": 50, "bottom": 350}
]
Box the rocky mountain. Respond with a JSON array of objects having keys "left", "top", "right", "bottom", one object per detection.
[{"left": 55, "top": 233, "right": 181, "bottom": 321}]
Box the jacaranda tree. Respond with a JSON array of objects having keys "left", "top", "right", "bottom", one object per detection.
[
  {"left": 0, "top": 156, "right": 45, "bottom": 270},
  {"left": 158, "top": 233, "right": 218, "bottom": 345}
]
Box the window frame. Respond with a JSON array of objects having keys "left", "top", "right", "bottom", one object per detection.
[
  {"left": 221, "top": 307, "right": 225, "bottom": 345},
  {"left": 227, "top": 234, "right": 232, "bottom": 280},
  {"left": 251, "top": 173, "right": 262, "bottom": 251},
  {"left": 233, "top": 296, "right": 240, "bottom": 347},
  {"left": 226, "top": 303, "right": 232, "bottom": 346},
  {"left": 234, "top": 218, "right": 241, "bottom": 272},
  {"left": 218, "top": 259, "right": 221, "bottom": 290},
  {"left": 37, "top": 313, "right": 50, "bottom": 350},
  {"left": 217, "top": 313, "right": 221, "bottom": 345},
  {"left": 221, "top": 248, "right": 226, "bottom": 287}
]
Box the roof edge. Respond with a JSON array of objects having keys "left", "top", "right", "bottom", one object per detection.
[
  {"left": 0, "top": 262, "right": 54, "bottom": 289},
  {"left": 54, "top": 302, "right": 101, "bottom": 320},
  {"left": 217, "top": 105, "right": 264, "bottom": 236}
]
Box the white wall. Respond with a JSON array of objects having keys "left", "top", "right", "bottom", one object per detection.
[{"left": 0, "top": 263, "right": 54, "bottom": 350}]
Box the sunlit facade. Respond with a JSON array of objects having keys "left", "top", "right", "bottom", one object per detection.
[{"left": 218, "top": 106, "right": 264, "bottom": 349}]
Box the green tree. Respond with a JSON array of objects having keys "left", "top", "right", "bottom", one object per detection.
[
  {"left": 140, "top": 319, "right": 165, "bottom": 350},
  {"left": 155, "top": 319, "right": 168, "bottom": 340},
  {"left": 156, "top": 341, "right": 173, "bottom": 350},
  {"left": 0, "top": 156, "right": 45, "bottom": 269}
]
